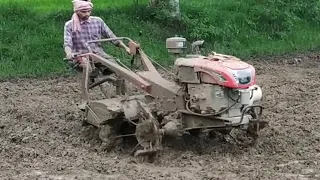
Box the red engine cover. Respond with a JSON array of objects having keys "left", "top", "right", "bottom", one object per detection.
[{"left": 175, "top": 53, "right": 256, "bottom": 89}]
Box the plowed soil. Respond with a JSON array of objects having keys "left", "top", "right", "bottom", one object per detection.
[{"left": 1, "top": 53, "right": 320, "bottom": 180}]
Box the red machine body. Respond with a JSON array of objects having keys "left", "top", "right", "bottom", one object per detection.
[{"left": 175, "top": 53, "right": 256, "bottom": 89}]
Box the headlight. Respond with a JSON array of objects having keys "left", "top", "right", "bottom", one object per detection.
[{"left": 228, "top": 68, "right": 253, "bottom": 85}]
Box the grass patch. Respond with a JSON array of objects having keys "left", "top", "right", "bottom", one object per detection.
[
  {"left": 0, "top": 2, "right": 171, "bottom": 79},
  {"left": 1, "top": 0, "right": 320, "bottom": 79},
  {"left": 0, "top": 0, "right": 147, "bottom": 12}
]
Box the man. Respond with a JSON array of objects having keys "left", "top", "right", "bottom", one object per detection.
[{"left": 63, "top": 0, "right": 130, "bottom": 109}]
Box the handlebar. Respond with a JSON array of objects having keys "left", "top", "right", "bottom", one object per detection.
[
  {"left": 63, "top": 52, "right": 82, "bottom": 61},
  {"left": 85, "top": 37, "right": 133, "bottom": 45},
  {"left": 63, "top": 36, "right": 138, "bottom": 62},
  {"left": 84, "top": 37, "right": 134, "bottom": 52}
]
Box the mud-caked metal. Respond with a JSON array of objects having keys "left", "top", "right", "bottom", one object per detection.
[{"left": 74, "top": 36, "right": 267, "bottom": 159}]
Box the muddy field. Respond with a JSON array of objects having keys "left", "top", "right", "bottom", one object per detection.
[{"left": 1, "top": 53, "right": 320, "bottom": 180}]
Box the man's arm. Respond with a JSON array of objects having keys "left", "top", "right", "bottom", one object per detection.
[
  {"left": 100, "top": 19, "right": 130, "bottom": 52},
  {"left": 63, "top": 22, "right": 73, "bottom": 58}
]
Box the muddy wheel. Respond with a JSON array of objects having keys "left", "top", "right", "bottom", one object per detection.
[
  {"left": 95, "top": 74, "right": 127, "bottom": 99},
  {"left": 218, "top": 128, "right": 232, "bottom": 135},
  {"left": 132, "top": 101, "right": 163, "bottom": 160},
  {"left": 226, "top": 128, "right": 258, "bottom": 147},
  {"left": 98, "top": 124, "right": 116, "bottom": 152},
  {"left": 89, "top": 73, "right": 117, "bottom": 99},
  {"left": 98, "top": 80, "right": 112, "bottom": 99},
  {"left": 188, "top": 129, "right": 201, "bottom": 137}
]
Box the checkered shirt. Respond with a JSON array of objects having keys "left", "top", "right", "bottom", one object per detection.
[{"left": 63, "top": 16, "right": 120, "bottom": 53}]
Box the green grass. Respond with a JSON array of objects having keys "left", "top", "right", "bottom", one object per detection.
[
  {"left": 1, "top": 0, "right": 320, "bottom": 79},
  {"left": 0, "top": 0, "right": 145, "bottom": 12}
]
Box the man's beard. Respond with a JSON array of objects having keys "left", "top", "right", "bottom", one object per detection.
[{"left": 82, "top": 16, "right": 89, "bottom": 20}]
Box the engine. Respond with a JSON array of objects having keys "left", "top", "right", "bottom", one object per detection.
[
  {"left": 186, "top": 83, "right": 262, "bottom": 116},
  {"left": 173, "top": 52, "right": 262, "bottom": 124}
]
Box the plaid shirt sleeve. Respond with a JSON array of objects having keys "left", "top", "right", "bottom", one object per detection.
[
  {"left": 100, "top": 19, "right": 121, "bottom": 46},
  {"left": 63, "top": 21, "right": 73, "bottom": 49}
]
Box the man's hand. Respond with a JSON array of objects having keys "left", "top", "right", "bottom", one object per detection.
[
  {"left": 64, "top": 46, "right": 74, "bottom": 60},
  {"left": 125, "top": 47, "right": 131, "bottom": 55},
  {"left": 66, "top": 53, "right": 74, "bottom": 60},
  {"left": 118, "top": 41, "right": 132, "bottom": 55},
  {"left": 66, "top": 52, "right": 80, "bottom": 60}
]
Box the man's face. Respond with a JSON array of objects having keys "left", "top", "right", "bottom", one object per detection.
[{"left": 76, "top": 9, "right": 91, "bottom": 20}]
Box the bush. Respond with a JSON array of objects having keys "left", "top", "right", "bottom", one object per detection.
[{"left": 139, "top": 0, "right": 320, "bottom": 41}]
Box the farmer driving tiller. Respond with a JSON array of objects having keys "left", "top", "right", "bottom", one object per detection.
[
  {"left": 63, "top": 0, "right": 268, "bottom": 159},
  {"left": 63, "top": 0, "right": 131, "bottom": 109}
]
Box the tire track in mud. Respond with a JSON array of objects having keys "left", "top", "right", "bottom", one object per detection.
[{"left": 1, "top": 54, "right": 320, "bottom": 179}]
